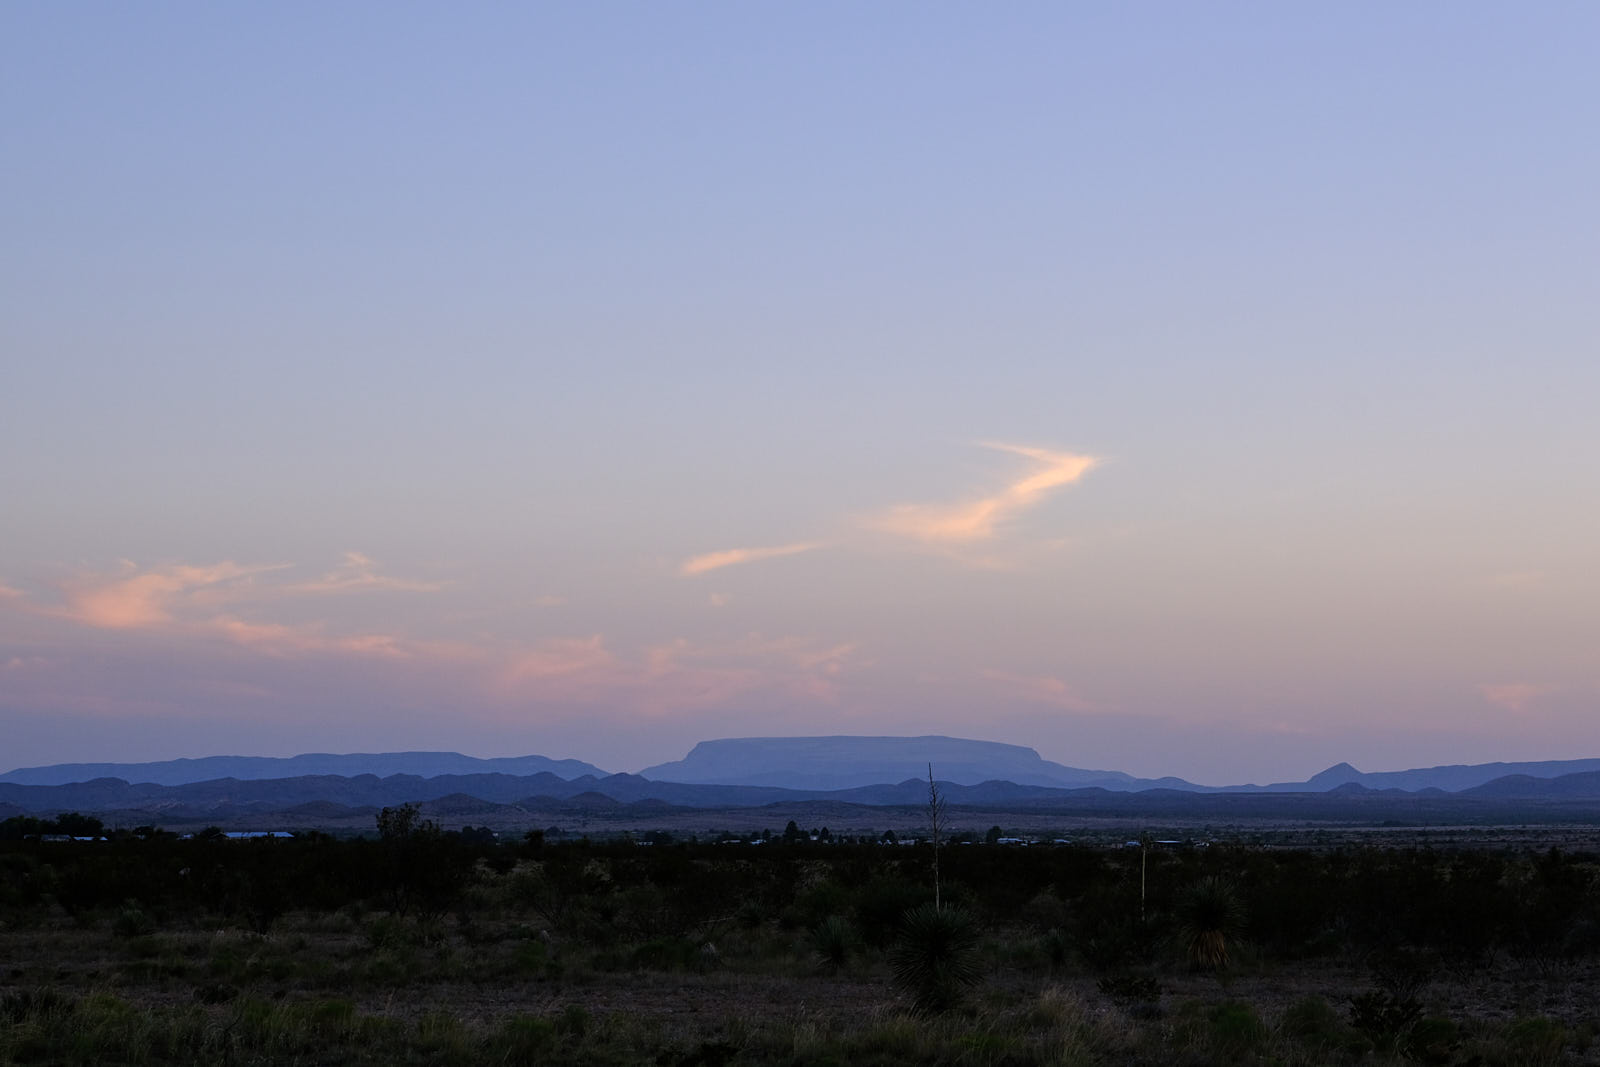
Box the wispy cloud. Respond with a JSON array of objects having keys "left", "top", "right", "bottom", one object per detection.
[
  {"left": 503, "top": 635, "right": 613, "bottom": 682},
  {"left": 292, "top": 552, "right": 445, "bottom": 594},
  {"left": 0, "top": 556, "right": 447, "bottom": 667},
  {"left": 27, "top": 554, "right": 441, "bottom": 633},
  {"left": 676, "top": 442, "right": 1100, "bottom": 577},
  {"left": 868, "top": 443, "right": 1097, "bottom": 544},
  {"left": 492, "top": 632, "right": 860, "bottom": 714},
  {"left": 62, "top": 561, "right": 285, "bottom": 629},
  {"left": 9, "top": 555, "right": 866, "bottom": 726},
  {"left": 1479, "top": 682, "right": 1557, "bottom": 715},
  {"left": 983, "top": 668, "right": 1096, "bottom": 712},
  {"left": 680, "top": 541, "right": 824, "bottom": 577},
  {"left": 210, "top": 616, "right": 410, "bottom": 659}
]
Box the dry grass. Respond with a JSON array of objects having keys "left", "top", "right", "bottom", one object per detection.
[{"left": 5, "top": 910, "right": 1600, "bottom": 1064}]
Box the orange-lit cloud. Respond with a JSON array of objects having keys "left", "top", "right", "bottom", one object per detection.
[
  {"left": 210, "top": 616, "right": 409, "bottom": 659},
  {"left": 869, "top": 443, "right": 1097, "bottom": 544},
  {"left": 677, "top": 443, "right": 1099, "bottom": 576},
  {"left": 1479, "top": 682, "right": 1557, "bottom": 715},
  {"left": 680, "top": 541, "right": 823, "bottom": 576},
  {"left": 1, "top": 557, "right": 447, "bottom": 666},
  {"left": 10, "top": 555, "right": 867, "bottom": 727},
  {"left": 983, "top": 668, "right": 1096, "bottom": 712},
  {"left": 33, "top": 555, "right": 440, "bottom": 634},
  {"left": 63, "top": 562, "right": 284, "bottom": 629}
]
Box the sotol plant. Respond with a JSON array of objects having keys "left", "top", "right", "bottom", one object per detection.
[
  {"left": 810, "top": 915, "right": 856, "bottom": 973},
  {"left": 1175, "top": 876, "right": 1246, "bottom": 970},
  {"left": 889, "top": 903, "right": 982, "bottom": 1012}
]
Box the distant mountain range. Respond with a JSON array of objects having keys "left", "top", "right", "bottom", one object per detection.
[
  {"left": 1257, "top": 758, "right": 1600, "bottom": 793},
  {"left": 9, "top": 736, "right": 1600, "bottom": 824},
  {"left": 0, "top": 751, "right": 608, "bottom": 788}
]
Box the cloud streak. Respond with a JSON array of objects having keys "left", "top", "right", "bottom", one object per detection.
[
  {"left": 868, "top": 443, "right": 1097, "bottom": 544},
  {"left": 292, "top": 552, "right": 446, "bottom": 594},
  {"left": 676, "top": 441, "right": 1099, "bottom": 577},
  {"left": 210, "top": 616, "right": 411, "bottom": 659},
  {"left": 680, "top": 541, "right": 824, "bottom": 576}
]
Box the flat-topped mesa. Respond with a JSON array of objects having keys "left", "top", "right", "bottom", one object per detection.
[{"left": 637, "top": 734, "right": 1149, "bottom": 791}]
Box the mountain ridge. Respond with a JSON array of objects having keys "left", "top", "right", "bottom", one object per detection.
[
  {"left": 0, "top": 751, "right": 609, "bottom": 788},
  {"left": 11, "top": 737, "right": 1600, "bottom": 800}
]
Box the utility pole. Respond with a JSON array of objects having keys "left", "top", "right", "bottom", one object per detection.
[
  {"left": 1139, "top": 831, "right": 1153, "bottom": 923},
  {"left": 927, "top": 763, "right": 946, "bottom": 911}
]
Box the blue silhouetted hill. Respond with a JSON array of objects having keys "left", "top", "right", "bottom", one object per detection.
[
  {"left": 0, "top": 751, "right": 608, "bottom": 787},
  {"left": 637, "top": 735, "right": 1193, "bottom": 791}
]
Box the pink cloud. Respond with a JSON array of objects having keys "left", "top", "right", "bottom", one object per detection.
[
  {"left": 675, "top": 442, "right": 1100, "bottom": 577},
  {"left": 63, "top": 562, "right": 283, "bottom": 629},
  {"left": 983, "top": 668, "right": 1096, "bottom": 712},
  {"left": 10, "top": 555, "right": 866, "bottom": 730},
  {"left": 291, "top": 552, "right": 445, "bottom": 594},
  {"left": 1479, "top": 682, "right": 1557, "bottom": 715},
  {"left": 680, "top": 541, "right": 824, "bottom": 576},
  {"left": 870, "top": 443, "right": 1098, "bottom": 545},
  {"left": 503, "top": 635, "right": 613, "bottom": 682},
  {"left": 210, "top": 616, "right": 410, "bottom": 659},
  {"left": 1484, "top": 571, "right": 1547, "bottom": 591},
  {"left": 0, "top": 557, "right": 443, "bottom": 662},
  {"left": 42, "top": 554, "right": 439, "bottom": 633},
  {"left": 491, "top": 632, "right": 859, "bottom": 715}
]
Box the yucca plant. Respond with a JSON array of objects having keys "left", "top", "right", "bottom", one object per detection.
[
  {"left": 889, "top": 903, "right": 982, "bottom": 1012},
  {"left": 1174, "top": 876, "right": 1246, "bottom": 969},
  {"left": 810, "top": 915, "right": 856, "bottom": 973}
]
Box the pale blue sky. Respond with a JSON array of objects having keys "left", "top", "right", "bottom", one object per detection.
[{"left": 3, "top": 4, "right": 1598, "bottom": 782}]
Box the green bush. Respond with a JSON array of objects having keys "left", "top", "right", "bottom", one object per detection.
[
  {"left": 1096, "top": 973, "right": 1161, "bottom": 1008},
  {"left": 1500, "top": 1016, "right": 1566, "bottom": 1067},
  {"left": 493, "top": 1015, "right": 558, "bottom": 1065},
  {"left": 631, "top": 936, "right": 705, "bottom": 972},
  {"left": 1349, "top": 989, "right": 1423, "bottom": 1052},
  {"left": 557, "top": 1003, "right": 590, "bottom": 1038},
  {"left": 1282, "top": 994, "right": 1368, "bottom": 1055},
  {"left": 1206, "top": 1001, "right": 1266, "bottom": 1054},
  {"left": 1040, "top": 927, "right": 1071, "bottom": 970},
  {"left": 112, "top": 902, "right": 156, "bottom": 938}
]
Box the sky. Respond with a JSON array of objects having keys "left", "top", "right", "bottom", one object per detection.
[{"left": 2, "top": 4, "right": 1598, "bottom": 785}]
